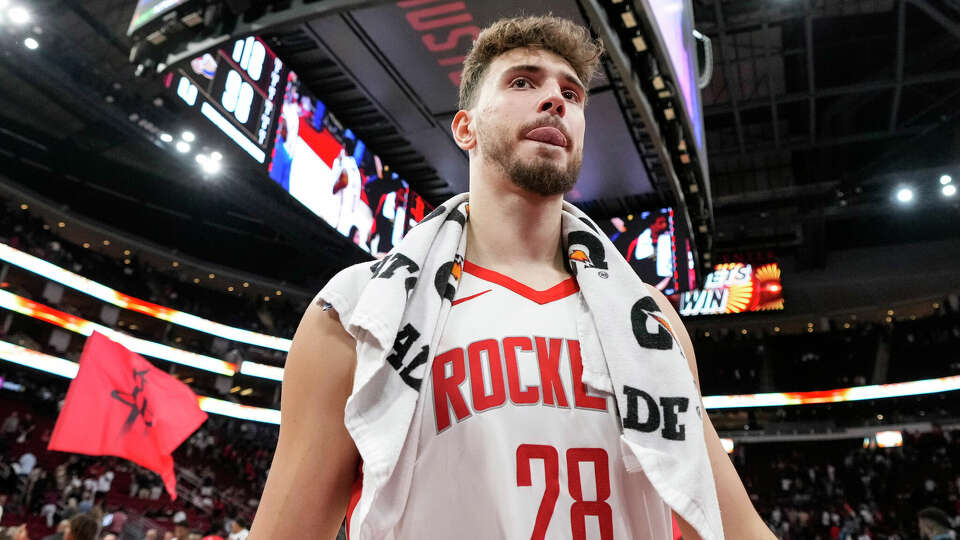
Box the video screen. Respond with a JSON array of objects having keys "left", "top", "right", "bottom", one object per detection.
[
  {"left": 128, "top": 0, "right": 190, "bottom": 35},
  {"left": 267, "top": 71, "right": 429, "bottom": 256},
  {"left": 599, "top": 208, "right": 680, "bottom": 295},
  {"left": 678, "top": 262, "right": 784, "bottom": 316}
]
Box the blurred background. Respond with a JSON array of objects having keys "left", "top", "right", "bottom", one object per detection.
[{"left": 0, "top": 0, "right": 958, "bottom": 538}]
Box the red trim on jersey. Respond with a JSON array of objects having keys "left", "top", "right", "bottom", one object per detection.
[
  {"left": 451, "top": 288, "right": 492, "bottom": 306},
  {"left": 346, "top": 460, "right": 363, "bottom": 539},
  {"left": 463, "top": 261, "right": 579, "bottom": 305}
]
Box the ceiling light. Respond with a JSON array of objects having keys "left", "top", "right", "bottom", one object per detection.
[
  {"left": 159, "top": 133, "right": 173, "bottom": 143},
  {"left": 23, "top": 37, "right": 38, "bottom": 50},
  {"left": 211, "top": 151, "right": 222, "bottom": 161},
  {"left": 172, "top": 261, "right": 179, "bottom": 267},
  {"left": 943, "top": 184, "right": 957, "bottom": 197},
  {"left": 192, "top": 278, "right": 200, "bottom": 284},
  {"left": 57, "top": 222, "right": 65, "bottom": 228},
  {"left": 940, "top": 174, "right": 952, "bottom": 185},
  {"left": 227, "top": 286, "right": 234, "bottom": 292},
  {"left": 124, "top": 259, "right": 131, "bottom": 265},
  {"left": 895, "top": 187, "right": 914, "bottom": 203},
  {"left": 181, "top": 131, "right": 195, "bottom": 142},
  {"left": 123, "top": 249, "right": 131, "bottom": 255},
  {"left": 82, "top": 243, "right": 90, "bottom": 248},
  {"left": 208, "top": 273, "right": 215, "bottom": 279},
  {"left": 263, "top": 296, "right": 270, "bottom": 302},
  {"left": 240, "top": 388, "right": 253, "bottom": 396},
  {"left": 8, "top": 6, "right": 30, "bottom": 25},
  {"left": 102, "top": 240, "right": 110, "bottom": 246},
  {"left": 175, "top": 141, "right": 191, "bottom": 153},
  {"left": 275, "top": 290, "right": 282, "bottom": 296},
  {"left": 774, "top": 327, "right": 780, "bottom": 333},
  {"left": 242, "top": 282, "right": 249, "bottom": 288},
  {"left": 19, "top": 204, "right": 28, "bottom": 210}
]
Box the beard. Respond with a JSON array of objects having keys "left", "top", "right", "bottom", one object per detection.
[{"left": 477, "top": 117, "right": 582, "bottom": 196}]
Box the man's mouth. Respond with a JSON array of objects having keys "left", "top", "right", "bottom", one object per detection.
[{"left": 524, "top": 126, "right": 568, "bottom": 148}]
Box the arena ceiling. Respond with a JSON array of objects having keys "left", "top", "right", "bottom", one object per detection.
[{"left": 0, "top": 0, "right": 957, "bottom": 289}]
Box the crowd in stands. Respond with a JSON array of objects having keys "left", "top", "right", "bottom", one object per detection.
[
  {"left": 0, "top": 379, "right": 264, "bottom": 539},
  {"left": 738, "top": 428, "right": 960, "bottom": 539}
]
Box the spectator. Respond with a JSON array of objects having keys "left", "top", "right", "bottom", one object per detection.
[
  {"left": 917, "top": 507, "right": 954, "bottom": 540},
  {"left": 65, "top": 513, "right": 99, "bottom": 540},
  {"left": 1, "top": 412, "right": 19, "bottom": 438},
  {"left": 227, "top": 520, "right": 248, "bottom": 540}
]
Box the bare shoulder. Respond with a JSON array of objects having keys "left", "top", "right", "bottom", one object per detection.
[{"left": 248, "top": 300, "right": 359, "bottom": 540}]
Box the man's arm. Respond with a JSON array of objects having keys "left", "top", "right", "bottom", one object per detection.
[
  {"left": 645, "top": 285, "right": 775, "bottom": 540},
  {"left": 248, "top": 301, "right": 360, "bottom": 540}
]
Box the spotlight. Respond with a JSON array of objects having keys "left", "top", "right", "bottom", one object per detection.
[
  {"left": 23, "top": 37, "right": 38, "bottom": 50},
  {"left": 895, "top": 187, "right": 914, "bottom": 203},
  {"left": 159, "top": 133, "right": 173, "bottom": 143},
  {"left": 211, "top": 151, "right": 222, "bottom": 161},
  {"left": 943, "top": 184, "right": 957, "bottom": 197},
  {"left": 940, "top": 174, "right": 952, "bottom": 185},
  {"left": 175, "top": 141, "right": 190, "bottom": 153},
  {"left": 8, "top": 6, "right": 30, "bottom": 25},
  {"left": 196, "top": 154, "right": 221, "bottom": 174},
  {"left": 181, "top": 131, "right": 195, "bottom": 142}
]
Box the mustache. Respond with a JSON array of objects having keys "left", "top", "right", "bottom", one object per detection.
[{"left": 519, "top": 117, "right": 571, "bottom": 144}]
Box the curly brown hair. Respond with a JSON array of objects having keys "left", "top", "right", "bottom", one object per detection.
[{"left": 458, "top": 15, "right": 604, "bottom": 110}]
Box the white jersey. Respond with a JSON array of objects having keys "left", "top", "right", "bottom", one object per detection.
[{"left": 349, "top": 261, "right": 673, "bottom": 539}]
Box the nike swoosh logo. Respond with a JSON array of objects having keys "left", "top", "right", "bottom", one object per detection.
[{"left": 451, "top": 289, "right": 492, "bottom": 306}]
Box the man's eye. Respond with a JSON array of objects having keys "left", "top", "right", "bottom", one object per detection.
[
  {"left": 511, "top": 78, "right": 530, "bottom": 88},
  {"left": 563, "top": 90, "right": 580, "bottom": 101}
]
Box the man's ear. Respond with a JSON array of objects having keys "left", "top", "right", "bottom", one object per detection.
[{"left": 451, "top": 110, "right": 477, "bottom": 152}]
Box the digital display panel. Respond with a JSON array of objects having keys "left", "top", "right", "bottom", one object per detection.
[
  {"left": 170, "top": 36, "right": 287, "bottom": 163},
  {"left": 599, "top": 209, "right": 681, "bottom": 295},
  {"left": 267, "top": 71, "right": 430, "bottom": 256},
  {"left": 678, "top": 262, "right": 784, "bottom": 316},
  {"left": 128, "top": 0, "right": 191, "bottom": 36}
]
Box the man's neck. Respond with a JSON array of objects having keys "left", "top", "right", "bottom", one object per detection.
[{"left": 466, "top": 162, "right": 570, "bottom": 289}]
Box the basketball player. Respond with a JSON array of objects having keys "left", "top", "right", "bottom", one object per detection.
[{"left": 250, "top": 16, "right": 774, "bottom": 540}]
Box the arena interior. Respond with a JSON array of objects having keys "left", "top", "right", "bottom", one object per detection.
[{"left": 0, "top": 0, "right": 958, "bottom": 539}]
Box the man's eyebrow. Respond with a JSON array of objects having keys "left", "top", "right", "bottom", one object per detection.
[{"left": 503, "top": 64, "right": 587, "bottom": 96}]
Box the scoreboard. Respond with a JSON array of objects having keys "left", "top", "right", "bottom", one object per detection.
[{"left": 168, "top": 36, "right": 287, "bottom": 164}]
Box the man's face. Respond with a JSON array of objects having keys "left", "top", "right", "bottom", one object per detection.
[
  {"left": 651, "top": 216, "right": 668, "bottom": 235},
  {"left": 470, "top": 47, "right": 587, "bottom": 196}
]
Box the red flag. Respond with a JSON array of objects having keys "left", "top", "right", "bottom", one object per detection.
[{"left": 48, "top": 331, "right": 208, "bottom": 499}]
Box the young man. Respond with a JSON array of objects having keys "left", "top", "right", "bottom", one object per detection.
[{"left": 250, "top": 15, "right": 773, "bottom": 540}]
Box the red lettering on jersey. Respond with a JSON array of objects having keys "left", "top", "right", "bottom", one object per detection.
[
  {"left": 433, "top": 347, "right": 471, "bottom": 431},
  {"left": 568, "top": 340, "right": 607, "bottom": 411},
  {"left": 467, "top": 339, "right": 507, "bottom": 411},
  {"left": 503, "top": 336, "right": 538, "bottom": 404},
  {"left": 535, "top": 337, "right": 569, "bottom": 408}
]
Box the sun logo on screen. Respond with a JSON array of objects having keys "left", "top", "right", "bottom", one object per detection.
[{"left": 724, "top": 281, "right": 753, "bottom": 313}]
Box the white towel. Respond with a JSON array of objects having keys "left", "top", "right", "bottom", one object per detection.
[{"left": 319, "top": 194, "right": 723, "bottom": 540}]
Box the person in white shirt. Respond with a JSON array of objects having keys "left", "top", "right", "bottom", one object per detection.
[{"left": 228, "top": 519, "right": 249, "bottom": 540}]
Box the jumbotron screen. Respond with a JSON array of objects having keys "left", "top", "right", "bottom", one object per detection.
[
  {"left": 267, "top": 71, "right": 429, "bottom": 256},
  {"left": 678, "top": 262, "right": 784, "bottom": 316},
  {"left": 599, "top": 209, "right": 683, "bottom": 295}
]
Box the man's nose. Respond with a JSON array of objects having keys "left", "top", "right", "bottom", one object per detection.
[{"left": 537, "top": 84, "right": 566, "bottom": 117}]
